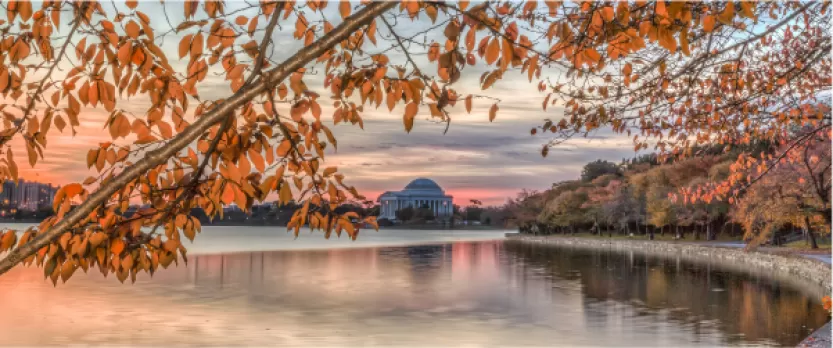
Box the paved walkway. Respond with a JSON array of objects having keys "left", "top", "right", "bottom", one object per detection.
[{"left": 801, "top": 254, "right": 833, "bottom": 264}]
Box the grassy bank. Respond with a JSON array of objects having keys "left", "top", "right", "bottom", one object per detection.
[{"left": 785, "top": 239, "right": 833, "bottom": 252}]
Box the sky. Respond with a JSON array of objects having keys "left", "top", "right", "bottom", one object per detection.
[{"left": 11, "top": 2, "right": 643, "bottom": 207}]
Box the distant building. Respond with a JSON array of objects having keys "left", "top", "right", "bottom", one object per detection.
[
  {"left": 223, "top": 202, "right": 243, "bottom": 214},
  {"left": 38, "top": 183, "right": 59, "bottom": 210},
  {"left": 0, "top": 180, "right": 59, "bottom": 212},
  {"left": 377, "top": 178, "right": 453, "bottom": 221},
  {"left": 0, "top": 181, "right": 15, "bottom": 207},
  {"left": 22, "top": 181, "right": 39, "bottom": 211}
]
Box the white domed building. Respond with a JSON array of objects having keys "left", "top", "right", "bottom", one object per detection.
[{"left": 377, "top": 178, "right": 453, "bottom": 221}]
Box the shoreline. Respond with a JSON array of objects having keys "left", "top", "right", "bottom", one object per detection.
[
  {"left": 378, "top": 224, "right": 503, "bottom": 230},
  {"left": 505, "top": 234, "right": 832, "bottom": 347}
]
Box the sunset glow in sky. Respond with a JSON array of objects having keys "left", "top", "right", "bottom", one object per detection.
[{"left": 15, "top": 93, "right": 637, "bottom": 206}]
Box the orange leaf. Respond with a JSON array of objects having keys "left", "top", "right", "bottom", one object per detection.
[
  {"left": 403, "top": 102, "right": 418, "bottom": 132},
  {"left": 63, "top": 183, "right": 83, "bottom": 198},
  {"left": 702, "top": 15, "right": 715, "bottom": 32},
  {"left": 623, "top": 62, "right": 632, "bottom": 77},
  {"left": 191, "top": 32, "right": 204, "bottom": 59},
  {"left": 125, "top": 20, "right": 140, "bottom": 39},
  {"left": 601, "top": 7, "right": 614, "bottom": 22},
  {"left": 279, "top": 182, "right": 292, "bottom": 203},
  {"left": 111, "top": 239, "right": 125, "bottom": 256},
  {"left": 60, "top": 261, "right": 75, "bottom": 283},
  {"left": 585, "top": 48, "right": 601, "bottom": 63},
  {"left": 249, "top": 148, "right": 265, "bottom": 172},
  {"left": 428, "top": 43, "right": 440, "bottom": 62},
  {"left": 234, "top": 186, "right": 247, "bottom": 209},
  {"left": 163, "top": 239, "right": 180, "bottom": 253},
  {"left": 178, "top": 34, "right": 193, "bottom": 59},
  {"left": 222, "top": 182, "right": 235, "bottom": 204},
  {"left": 465, "top": 95, "right": 473, "bottom": 113},
  {"left": 339, "top": 1, "right": 351, "bottom": 18},
  {"left": 117, "top": 42, "right": 132, "bottom": 65},
  {"left": 485, "top": 37, "right": 500, "bottom": 65}
]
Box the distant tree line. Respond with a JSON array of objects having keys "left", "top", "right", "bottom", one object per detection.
[
  {"left": 504, "top": 134, "right": 831, "bottom": 248},
  {"left": 2, "top": 202, "right": 375, "bottom": 228}
]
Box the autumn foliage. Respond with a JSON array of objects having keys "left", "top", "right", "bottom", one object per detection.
[
  {"left": 509, "top": 133, "right": 830, "bottom": 247},
  {"left": 0, "top": 0, "right": 828, "bottom": 284}
]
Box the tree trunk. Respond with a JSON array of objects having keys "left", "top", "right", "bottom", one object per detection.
[
  {"left": 594, "top": 217, "right": 600, "bottom": 236},
  {"left": 808, "top": 229, "right": 819, "bottom": 249},
  {"left": 802, "top": 225, "right": 810, "bottom": 246},
  {"left": 804, "top": 215, "right": 819, "bottom": 249},
  {"left": 706, "top": 222, "right": 713, "bottom": 241}
]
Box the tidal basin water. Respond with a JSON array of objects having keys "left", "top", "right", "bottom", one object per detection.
[{"left": 0, "top": 226, "right": 828, "bottom": 346}]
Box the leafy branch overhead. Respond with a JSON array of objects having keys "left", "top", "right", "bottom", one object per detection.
[{"left": 0, "top": 0, "right": 828, "bottom": 285}]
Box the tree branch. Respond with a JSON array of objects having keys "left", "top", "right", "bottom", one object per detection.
[
  {"left": 0, "top": 1, "right": 396, "bottom": 276},
  {"left": 148, "top": 3, "right": 286, "bottom": 237},
  {"left": 0, "top": 4, "right": 84, "bottom": 147}
]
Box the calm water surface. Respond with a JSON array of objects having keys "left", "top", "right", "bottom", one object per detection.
[{"left": 0, "top": 226, "right": 828, "bottom": 346}]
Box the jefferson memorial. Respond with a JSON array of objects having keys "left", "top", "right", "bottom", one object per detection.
[{"left": 377, "top": 178, "right": 454, "bottom": 221}]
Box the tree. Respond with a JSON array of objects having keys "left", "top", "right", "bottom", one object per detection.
[
  {"left": 627, "top": 171, "right": 651, "bottom": 237},
  {"left": 464, "top": 206, "right": 483, "bottom": 222},
  {"left": 582, "top": 175, "right": 620, "bottom": 235},
  {"left": 731, "top": 130, "right": 831, "bottom": 247},
  {"left": 644, "top": 168, "right": 675, "bottom": 238},
  {"left": 414, "top": 206, "right": 435, "bottom": 221},
  {"left": 367, "top": 204, "right": 381, "bottom": 217},
  {"left": 0, "top": 1, "right": 827, "bottom": 284},
  {"left": 506, "top": 190, "right": 546, "bottom": 232},
  {"left": 602, "top": 182, "right": 638, "bottom": 235},
  {"left": 480, "top": 206, "right": 510, "bottom": 227},
  {"left": 0, "top": 1, "right": 411, "bottom": 283},
  {"left": 396, "top": 206, "right": 415, "bottom": 223},
  {"left": 531, "top": 2, "right": 830, "bottom": 207},
  {"left": 539, "top": 190, "right": 589, "bottom": 234},
  {"left": 580, "top": 160, "right": 621, "bottom": 182}
]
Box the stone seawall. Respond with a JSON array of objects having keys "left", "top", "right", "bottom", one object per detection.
[{"left": 505, "top": 234, "right": 831, "bottom": 297}]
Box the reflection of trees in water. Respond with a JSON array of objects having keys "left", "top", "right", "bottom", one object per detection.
[
  {"left": 182, "top": 242, "right": 505, "bottom": 315},
  {"left": 503, "top": 242, "right": 829, "bottom": 346},
  {"left": 405, "top": 244, "right": 449, "bottom": 282}
]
